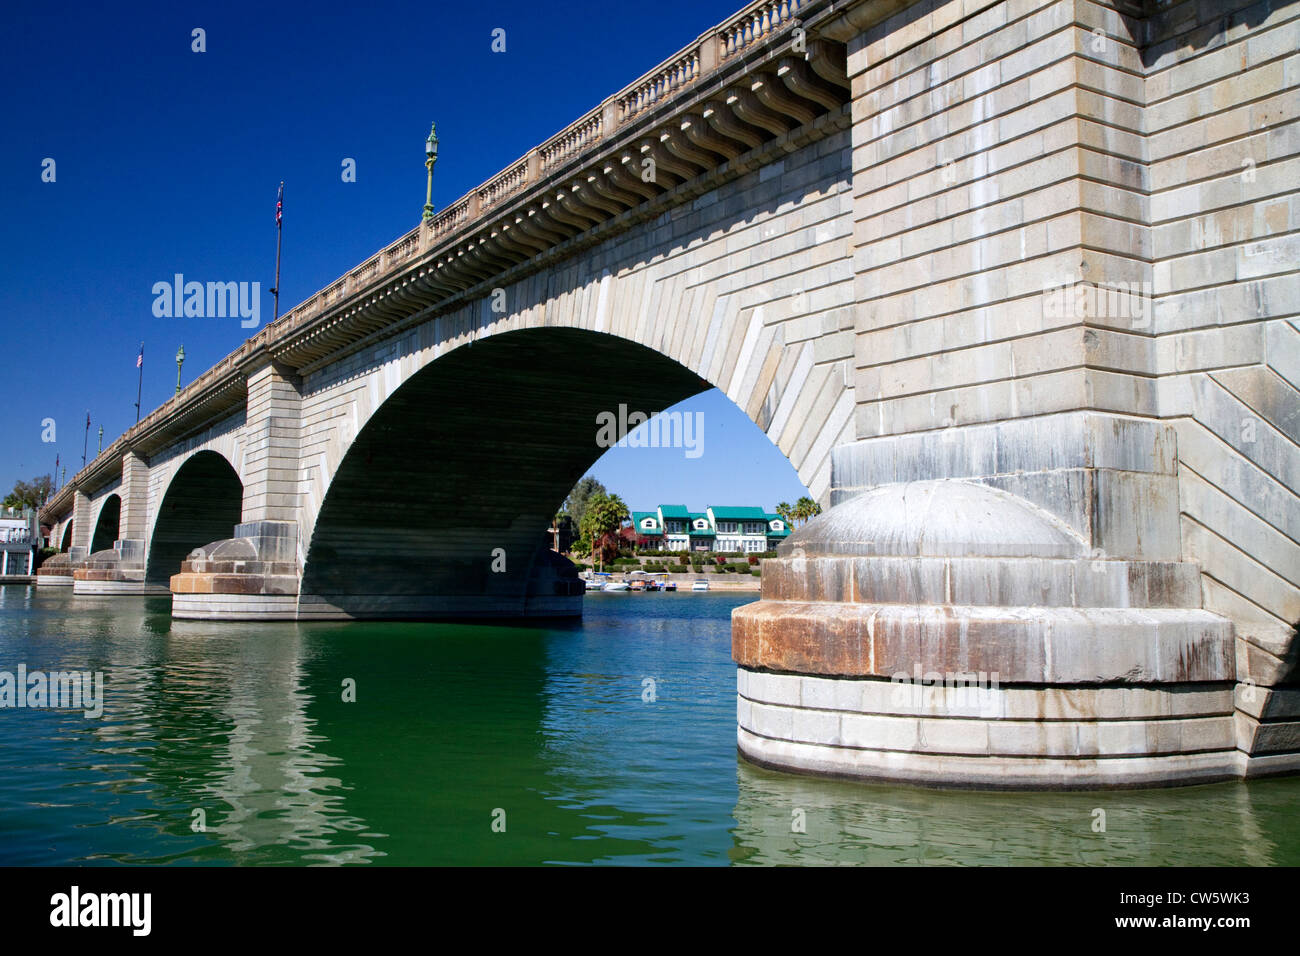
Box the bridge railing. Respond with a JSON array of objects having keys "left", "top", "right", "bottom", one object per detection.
[
  {"left": 721, "top": 0, "right": 805, "bottom": 60},
  {"left": 264, "top": 0, "right": 813, "bottom": 339},
  {"left": 541, "top": 110, "right": 604, "bottom": 172},
  {"left": 618, "top": 48, "right": 703, "bottom": 124}
]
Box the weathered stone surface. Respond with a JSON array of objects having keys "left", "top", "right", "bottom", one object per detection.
[
  {"left": 170, "top": 593, "right": 300, "bottom": 621},
  {"left": 758, "top": 554, "right": 1204, "bottom": 608},
  {"left": 70, "top": 539, "right": 164, "bottom": 594},
  {"left": 782, "top": 480, "right": 1089, "bottom": 559},
  {"left": 734, "top": 601, "right": 1234, "bottom": 683},
  {"left": 1234, "top": 685, "right": 1300, "bottom": 721},
  {"left": 1234, "top": 712, "right": 1300, "bottom": 756},
  {"left": 744, "top": 669, "right": 1234, "bottom": 721},
  {"left": 748, "top": 699, "right": 1237, "bottom": 758},
  {"left": 737, "top": 727, "right": 1240, "bottom": 790},
  {"left": 34, "top": 575, "right": 74, "bottom": 587},
  {"left": 831, "top": 414, "right": 1185, "bottom": 561},
  {"left": 35, "top": 552, "right": 76, "bottom": 587}
]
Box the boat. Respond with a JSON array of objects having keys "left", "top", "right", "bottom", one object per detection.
[
  {"left": 584, "top": 571, "right": 612, "bottom": 591},
  {"left": 602, "top": 580, "right": 631, "bottom": 591},
  {"left": 691, "top": 579, "right": 709, "bottom": 591},
  {"left": 651, "top": 572, "right": 675, "bottom": 592},
  {"left": 625, "top": 569, "right": 648, "bottom": 591}
]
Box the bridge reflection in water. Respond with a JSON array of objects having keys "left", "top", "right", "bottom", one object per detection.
[
  {"left": 2, "top": 587, "right": 1298, "bottom": 866},
  {"left": 730, "top": 763, "right": 1290, "bottom": 867}
]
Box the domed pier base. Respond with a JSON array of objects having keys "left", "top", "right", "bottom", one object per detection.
[
  {"left": 733, "top": 480, "right": 1242, "bottom": 790},
  {"left": 35, "top": 550, "right": 79, "bottom": 587},
  {"left": 170, "top": 522, "right": 302, "bottom": 621},
  {"left": 72, "top": 540, "right": 169, "bottom": 596}
]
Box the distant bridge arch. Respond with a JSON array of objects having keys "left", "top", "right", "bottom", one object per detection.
[
  {"left": 89, "top": 494, "right": 120, "bottom": 555},
  {"left": 146, "top": 450, "right": 244, "bottom": 587}
]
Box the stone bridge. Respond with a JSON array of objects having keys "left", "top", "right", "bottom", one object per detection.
[{"left": 38, "top": 0, "right": 1300, "bottom": 788}]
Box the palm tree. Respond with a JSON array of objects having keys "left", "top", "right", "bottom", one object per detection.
[
  {"left": 793, "top": 496, "right": 821, "bottom": 527},
  {"left": 775, "top": 501, "right": 794, "bottom": 527}
]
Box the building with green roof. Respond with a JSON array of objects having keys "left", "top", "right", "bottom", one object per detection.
[
  {"left": 630, "top": 511, "right": 662, "bottom": 540},
  {"left": 628, "top": 504, "right": 792, "bottom": 553}
]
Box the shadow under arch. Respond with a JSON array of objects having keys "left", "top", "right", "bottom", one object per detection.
[
  {"left": 300, "top": 327, "right": 723, "bottom": 619},
  {"left": 146, "top": 450, "right": 244, "bottom": 586},
  {"left": 60, "top": 522, "right": 73, "bottom": 552},
  {"left": 90, "top": 495, "right": 121, "bottom": 554}
]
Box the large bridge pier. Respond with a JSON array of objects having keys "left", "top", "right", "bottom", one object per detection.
[
  {"left": 69, "top": 454, "right": 168, "bottom": 595},
  {"left": 734, "top": 413, "right": 1273, "bottom": 788},
  {"left": 169, "top": 520, "right": 303, "bottom": 621},
  {"left": 33, "top": 547, "right": 83, "bottom": 586}
]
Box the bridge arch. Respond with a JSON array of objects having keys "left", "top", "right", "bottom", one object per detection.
[
  {"left": 299, "top": 326, "right": 766, "bottom": 617},
  {"left": 89, "top": 494, "right": 121, "bottom": 554},
  {"left": 146, "top": 450, "right": 244, "bottom": 586},
  {"left": 59, "top": 522, "right": 73, "bottom": 552}
]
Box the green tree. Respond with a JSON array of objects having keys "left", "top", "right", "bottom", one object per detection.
[
  {"left": 775, "top": 501, "right": 794, "bottom": 527},
  {"left": 560, "top": 475, "right": 607, "bottom": 535},
  {"left": 3, "top": 475, "right": 53, "bottom": 512},
  {"left": 578, "top": 491, "right": 630, "bottom": 567}
]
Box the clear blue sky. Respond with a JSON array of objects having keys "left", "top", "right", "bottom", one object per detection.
[{"left": 0, "top": 0, "right": 810, "bottom": 512}]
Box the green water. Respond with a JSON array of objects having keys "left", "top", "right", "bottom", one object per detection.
[{"left": 1, "top": 583, "right": 1297, "bottom": 866}]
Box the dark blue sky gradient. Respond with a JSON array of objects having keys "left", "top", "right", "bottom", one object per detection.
[{"left": 1, "top": 0, "right": 811, "bottom": 512}]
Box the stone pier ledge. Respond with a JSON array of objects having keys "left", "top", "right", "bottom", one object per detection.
[{"left": 732, "top": 480, "right": 1243, "bottom": 789}]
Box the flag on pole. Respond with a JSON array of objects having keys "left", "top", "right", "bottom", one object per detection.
[
  {"left": 134, "top": 341, "right": 145, "bottom": 425},
  {"left": 86, "top": 411, "right": 91, "bottom": 429},
  {"left": 272, "top": 181, "right": 284, "bottom": 323}
]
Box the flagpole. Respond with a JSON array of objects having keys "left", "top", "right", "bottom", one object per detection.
[
  {"left": 135, "top": 342, "right": 144, "bottom": 424},
  {"left": 82, "top": 412, "right": 90, "bottom": 467},
  {"left": 272, "top": 181, "right": 284, "bottom": 323}
]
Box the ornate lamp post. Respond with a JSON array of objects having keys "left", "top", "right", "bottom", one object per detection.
[
  {"left": 423, "top": 124, "right": 439, "bottom": 221},
  {"left": 97, "top": 425, "right": 103, "bottom": 455},
  {"left": 175, "top": 345, "right": 185, "bottom": 396}
]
